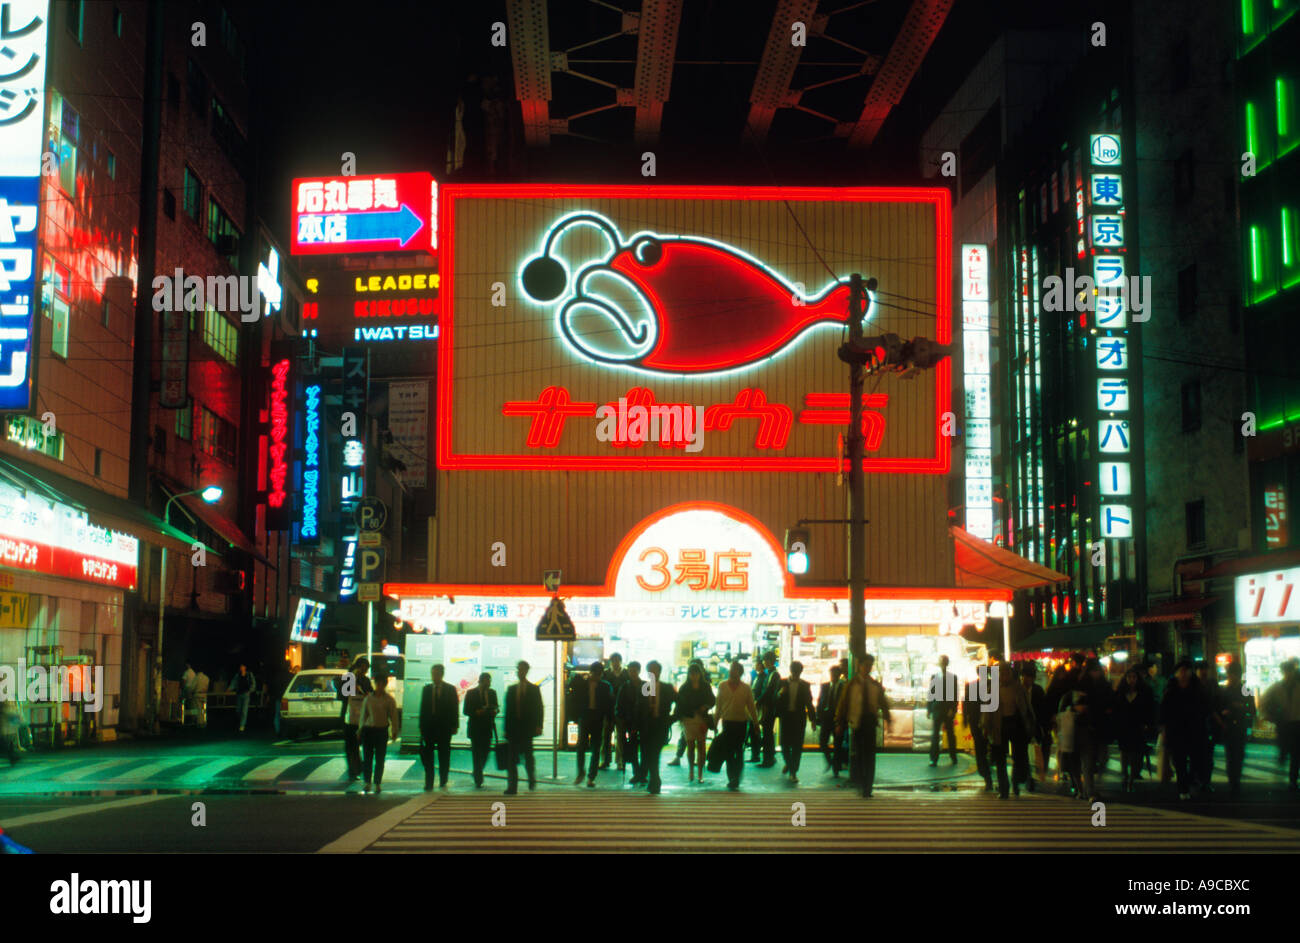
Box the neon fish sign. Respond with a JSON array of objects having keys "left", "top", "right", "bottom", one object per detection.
[{"left": 519, "top": 211, "right": 873, "bottom": 376}]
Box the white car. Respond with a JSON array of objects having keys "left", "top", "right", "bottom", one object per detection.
[{"left": 278, "top": 669, "right": 347, "bottom": 740}]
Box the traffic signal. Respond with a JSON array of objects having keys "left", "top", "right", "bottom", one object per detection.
[{"left": 784, "top": 527, "right": 810, "bottom": 575}]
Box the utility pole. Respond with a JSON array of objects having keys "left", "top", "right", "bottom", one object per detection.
[
  {"left": 837, "top": 274, "right": 953, "bottom": 666},
  {"left": 844, "top": 275, "right": 871, "bottom": 662}
]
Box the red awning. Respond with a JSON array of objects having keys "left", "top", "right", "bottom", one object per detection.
[
  {"left": 1136, "top": 595, "right": 1219, "bottom": 623},
  {"left": 1199, "top": 549, "right": 1300, "bottom": 580},
  {"left": 951, "top": 526, "right": 1070, "bottom": 590}
]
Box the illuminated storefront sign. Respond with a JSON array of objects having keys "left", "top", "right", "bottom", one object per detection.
[
  {"left": 1090, "top": 131, "right": 1133, "bottom": 541},
  {"left": 388, "top": 503, "right": 1008, "bottom": 632},
  {"left": 291, "top": 173, "right": 436, "bottom": 255},
  {"left": 1265, "top": 484, "right": 1288, "bottom": 549},
  {"left": 298, "top": 381, "right": 322, "bottom": 543},
  {"left": 0, "top": 481, "right": 138, "bottom": 590},
  {"left": 267, "top": 358, "right": 290, "bottom": 510},
  {"left": 439, "top": 185, "right": 952, "bottom": 471},
  {"left": 1236, "top": 567, "right": 1300, "bottom": 624},
  {"left": 0, "top": 1, "right": 50, "bottom": 411},
  {"left": 961, "top": 244, "right": 993, "bottom": 540},
  {"left": 338, "top": 348, "right": 368, "bottom": 600},
  {"left": 258, "top": 244, "right": 282, "bottom": 316},
  {"left": 301, "top": 268, "right": 439, "bottom": 345}
]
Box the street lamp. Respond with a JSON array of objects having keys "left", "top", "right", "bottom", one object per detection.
[{"left": 151, "top": 485, "right": 223, "bottom": 732}]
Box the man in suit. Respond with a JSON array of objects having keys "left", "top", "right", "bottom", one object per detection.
[
  {"left": 928, "top": 654, "right": 959, "bottom": 766},
  {"left": 754, "top": 651, "right": 781, "bottom": 768},
  {"left": 616, "top": 661, "right": 644, "bottom": 785},
  {"left": 638, "top": 660, "right": 677, "bottom": 794},
  {"left": 777, "top": 661, "right": 818, "bottom": 782},
  {"left": 964, "top": 670, "right": 993, "bottom": 790},
  {"left": 602, "top": 652, "right": 627, "bottom": 769},
  {"left": 835, "top": 654, "right": 892, "bottom": 798},
  {"left": 817, "top": 665, "right": 843, "bottom": 772},
  {"left": 749, "top": 658, "right": 769, "bottom": 762},
  {"left": 572, "top": 662, "right": 614, "bottom": 787},
  {"left": 504, "top": 660, "right": 543, "bottom": 795},
  {"left": 419, "top": 664, "right": 460, "bottom": 790},
  {"left": 463, "top": 671, "right": 499, "bottom": 788}
]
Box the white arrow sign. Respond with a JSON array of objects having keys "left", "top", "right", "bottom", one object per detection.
[{"left": 542, "top": 569, "right": 561, "bottom": 593}]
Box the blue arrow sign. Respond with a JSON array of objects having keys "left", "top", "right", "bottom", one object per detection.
[{"left": 343, "top": 204, "right": 424, "bottom": 247}]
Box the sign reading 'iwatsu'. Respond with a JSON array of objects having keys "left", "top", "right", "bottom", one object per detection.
[{"left": 438, "top": 185, "right": 952, "bottom": 472}]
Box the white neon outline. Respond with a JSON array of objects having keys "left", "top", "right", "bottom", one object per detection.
[{"left": 515, "top": 210, "right": 874, "bottom": 379}]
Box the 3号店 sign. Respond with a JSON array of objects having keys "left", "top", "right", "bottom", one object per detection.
[{"left": 438, "top": 185, "right": 952, "bottom": 472}]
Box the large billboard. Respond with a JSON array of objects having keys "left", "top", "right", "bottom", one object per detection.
[
  {"left": 437, "top": 185, "right": 951, "bottom": 472},
  {"left": 0, "top": 0, "right": 50, "bottom": 411}
]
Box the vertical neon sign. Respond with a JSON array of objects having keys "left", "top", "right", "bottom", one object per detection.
[
  {"left": 299, "top": 382, "right": 321, "bottom": 543},
  {"left": 962, "top": 245, "right": 993, "bottom": 540},
  {"left": 268, "top": 359, "right": 290, "bottom": 508}
]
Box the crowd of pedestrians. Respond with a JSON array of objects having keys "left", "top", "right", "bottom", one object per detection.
[{"left": 331, "top": 648, "right": 1300, "bottom": 799}]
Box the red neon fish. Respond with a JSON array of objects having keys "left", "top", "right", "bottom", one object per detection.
[{"left": 603, "top": 238, "right": 853, "bottom": 374}]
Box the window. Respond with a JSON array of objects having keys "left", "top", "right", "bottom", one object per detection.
[
  {"left": 1185, "top": 499, "right": 1206, "bottom": 549},
  {"left": 68, "top": 0, "right": 84, "bottom": 44},
  {"left": 183, "top": 165, "right": 202, "bottom": 221},
  {"left": 1174, "top": 148, "right": 1195, "bottom": 204},
  {"left": 186, "top": 59, "right": 208, "bottom": 119},
  {"left": 202, "top": 306, "right": 238, "bottom": 365},
  {"left": 1177, "top": 263, "right": 1198, "bottom": 320},
  {"left": 195, "top": 405, "right": 236, "bottom": 466},
  {"left": 206, "top": 199, "right": 241, "bottom": 266},
  {"left": 210, "top": 96, "right": 247, "bottom": 170},
  {"left": 101, "top": 294, "right": 111, "bottom": 327},
  {"left": 1181, "top": 379, "right": 1202, "bottom": 432},
  {"left": 106, "top": 149, "right": 115, "bottom": 180},
  {"left": 1283, "top": 206, "right": 1298, "bottom": 279},
  {"left": 163, "top": 188, "right": 176, "bottom": 221},
  {"left": 153, "top": 425, "right": 165, "bottom": 455},
  {"left": 174, "top": 404, "right": 192, "bottom": 441},
  {"left": 94, "top": 448, "right": 103, "bottom": 477},
  {"left": 56, "top": 96, "right": 78, "bottom": 197},
  {"left": 1280, "top": 76, "right": 1297, "bottom": 156},
  {"left": 51, "top": 298, "right": 69, "bottom": 359},
  {"left": 113, "top": 6, "right": 122, "bottom": 37},
  {"left": 218, "top": 6, "right": 248, "bottom": 78}
]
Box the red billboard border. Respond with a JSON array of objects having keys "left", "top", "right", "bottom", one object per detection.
[{"left": 437, "top": 184, "right": 952, "bottom": 473}]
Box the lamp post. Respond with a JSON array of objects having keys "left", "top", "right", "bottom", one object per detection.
[{"left": 151, "top": 484, "right": 222, "bottom": 733}]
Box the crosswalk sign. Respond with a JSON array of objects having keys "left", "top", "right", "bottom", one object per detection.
[{"left": 535, "top": 597, "right": 576, "bottom": 641}]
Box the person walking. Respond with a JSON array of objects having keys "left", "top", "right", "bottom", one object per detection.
[
  {"left": 832, "top": 659, "right": 849, "bottom": 776},
  {"left": 358, "top": 674, "right": 400, "bottom": 794},
  {"left": 748, "top": 657, "right": 769, "bottom": 763},
  {"left": 638, "top": 660, "right": 676, "bottom": 794},
  {"left": 715, "top": 660, "right": 759, "bottom": 791},
  {"left": 0, "top": 698, "right": 22, "bottom": 766},
  {"left": 504, "top": 661, "right": 544, "bottom": 795},
  {"left": 1261, "top": 657, "right": 1300, "bottom": 792},
  {"left": 1020, "top": 664, "right": 1051, "bottom": 785},
  {"left": 1113, "top": 667, "right": 1155, "bottom": 793},
  {"left": 230, "top": 664, "right": 256, "bottom": 732},
  {"left": 618, "top": 662, "right": 645, "bottom": 785},
  {"left": 463, "top": 672, "right": 498, "bottom": 788},
  {"left": 754, "top": 652, "right": 780, "bottom": 768},
  {"left": 835, "top": 654, "right": 891, "bottom": 798},
  {"left": 817, "top": 665, "right": 842, "bottom": 771},
  {"left": 1161, "top": 659, "right": 1205, "bottom": 800},
  {"left": 674, "top": 660, "right": 715, "bottom": 784},
  {"left": 982, "top": 662, "right": 1035, "bottom": 799},
  {"left": 777, "top": 661, "right": 816, "bottom": 783},
  {"left": 1192, "top": 662, "right": 1217, "bottom": 792},
  {"left": 927, "top": 654, "right": 959, "bottom": 767},
  {"left": 964, "top": 669, "right": 993, "bottom": 791},
  {"left": 602, "top": 653, "right": 627, "bottom": 770},
  {"left": 1214, "top": 662, "right": 1254, "bottom": 798},
  {"left": 1072, "top": 659, "right": 1114, "bottom": 803},
  {"left": 339, "top": 658, "right": 372, "bottom": 782},
  {"left": 419, "top": 664, "right": 460, "bottom": 790},
  {"left": 571, "top": 662, "right": 614, "bottom": 787}
]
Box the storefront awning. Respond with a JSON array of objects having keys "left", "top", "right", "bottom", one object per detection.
[
  {"left": 1136, "top": 595, "right": 1219, "bottom": 623},
  {"left": 1016, "top": 623, "right": 1117, "bottom": 652},
  {"left": 1199, "top": 550, "right": 1300, "bottom": 580},
  {"left": 0, "top": 455, "right": 197, "bottom": 554},
  {"left": 951, "top": 526, "right": 1070, "bottom": 590},
  {"left": 177, "top": 492, "right": 272, "bottom": 566}
]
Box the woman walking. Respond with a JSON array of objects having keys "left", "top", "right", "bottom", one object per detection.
[
  {"left": 1113, "top": 668, "right": 1155, "bottom": 792},
  {"left": 674, "top": 660, "right": 716, "bottom": 784},
  {"left": 358, "top": 674, "right": 401, "bottom": 794}
]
